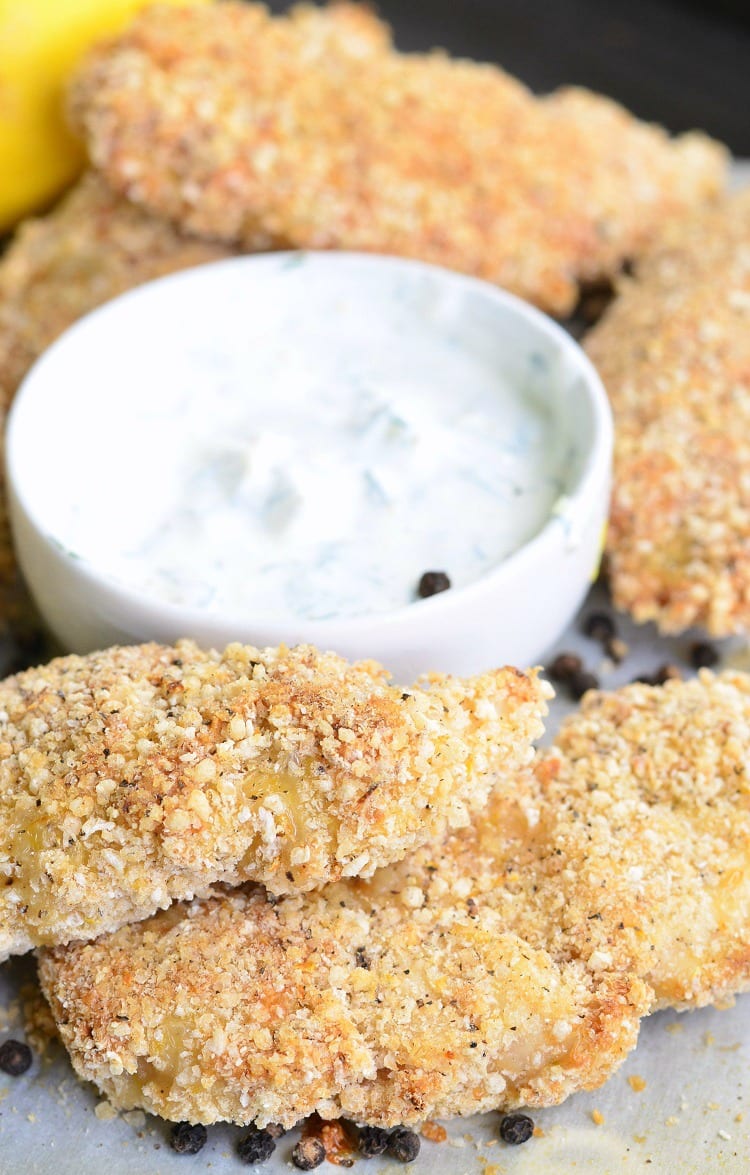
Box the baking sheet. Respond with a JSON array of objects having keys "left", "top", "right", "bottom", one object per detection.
[{"left": 1, "top": 164, "right": 748, "bottom": 1175}]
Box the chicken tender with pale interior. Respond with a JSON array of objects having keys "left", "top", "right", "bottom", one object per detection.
[
  {"left": 40, "top": 673, "right": 750, "bottom": 1129},
  {"left": 0, "top": 638, "right": 548, "bottom": 959}
]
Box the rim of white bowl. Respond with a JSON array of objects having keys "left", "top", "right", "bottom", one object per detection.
[{"left": 6, "top": 250, "right": 613, "bottom": 641}]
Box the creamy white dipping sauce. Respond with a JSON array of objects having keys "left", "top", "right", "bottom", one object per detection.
[{"left": 44, "top": 256, "right": 576, "bottom": 621}]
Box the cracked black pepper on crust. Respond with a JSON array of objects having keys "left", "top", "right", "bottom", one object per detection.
[
  {"left": 0, "top": 638, "right": 549, "bottom": 959},
  {"left": 67, "top": 2, "right": 727, "bottom": 317},
  {"left": 39, "top": 672, "right": 750, "bottom": 1130}
]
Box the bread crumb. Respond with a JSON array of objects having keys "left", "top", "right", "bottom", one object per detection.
[
  {"left": 628, "top": 1075, "right": 647, "bottom": 1092},
  {"left": 421, "top": 1121, "right": 447, "bottom": 1143},
  {"left": 94, "top": 1100, "right": 118, "bottom": 1121},
  {"left": 123, "top": 1110, "right": 146, "bottom": 1128},
  {"left": 591, "top": 1109, "right": 605, "bottom": 1126},
  {"left": 20, "top": 982, "right": 58, "bottom": 1057}
]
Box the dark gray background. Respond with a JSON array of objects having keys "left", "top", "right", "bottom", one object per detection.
[{"left": 269, "top": 0, "right": 750, "bottom": 154}]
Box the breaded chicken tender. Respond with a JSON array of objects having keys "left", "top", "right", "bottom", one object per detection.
[
  {"left": 39, "top": 786, "right": 650, "bottom": 1129},
  {"left": 0, "top": 639, "right": 548, "bottom": 960},
  {"left": 41, "top": 673, "right": 750, "bottom": 1129},
  {"left": 0, "top": 171, "right": 236, "bottom": 409},
  {"left": 67, "top": 3, "right": 727, "bottom": 315},
  {"left": 542, "top": 671, "right": 750, "bottom": 1011},
  {"left": 586, "top": 189, "right": 750, "bottom": 635}
]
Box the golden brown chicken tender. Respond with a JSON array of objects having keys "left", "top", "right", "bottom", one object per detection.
[
  {"left": 542, "top": 671, "right": 750, "bottom": 1011},
  {"left": 39, "top": 673, "right": 750, "bottom": 1130},
  {"left": 586, "top": 189, "right": 750, "bottom": 635},
  {"left": 0, "top": 639, "right": 548, "bottom": 960},
  {"left": 68, "top": 3, "right": 727, "bottom": 316},
  {"left": 39, "top": 786, "right": 650, "bottom": 1129}
]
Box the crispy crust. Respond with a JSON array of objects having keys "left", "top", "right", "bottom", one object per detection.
[
  {"left": 0, "top": 172, "right": 236, "bottom": 410},
  {"left": 67, "top": 3, "right": 727, "bottom": 315},
  {"left": 39, "top": 784, "right": 649, "bottom": 1129},
  {"left": 585, "top": 189, "right": 750, "bottom": 635},
  {"left": 543, "top": 671, "right": 750, "bottom": 1011},
  {"left": 39, "top": 672, "right": 750, "bottom": 1129},
  {"left": 0, "top": 639, "right": 548, "bottom": 958}
]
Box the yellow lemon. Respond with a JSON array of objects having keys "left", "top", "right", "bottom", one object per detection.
[{"left": 0, "top": 0, "right": 212, "bottom": 232}]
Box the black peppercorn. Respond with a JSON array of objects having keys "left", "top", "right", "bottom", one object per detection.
[
  {"left": 237, "top": 1127, "right": 276, "bottom": 1164},
  {"left": 169, "top": 1122, "right": 207, "bottom": 1155},
  {"left": 417, "top": 571, "right": 451, "bottom": 598},
  {"left": 651, "top": 664, "right": 682, "bottom": 685},
  {"left": 568, "top": 669, "right": 599, "bottom": 700},
  {"left": 499, "top": 1112, "right": 534, "bottom": 1145},
  {"left": 0, "top": 1039, "right": 32, "bottom": 1077},
  {"left": 689, "top": 641, "right": 720, "bottom": 670},
  {"left": 386, "top": 1127, "right": 421, "bottom": 1162},
  {"left": 358, "top": 1125, "right": 390, "bottom": 1157},
  {"left": 292, "top": 1137, "right": 326, "bottom": 1169},
  {"left": 547, "top": 652, "right": 583, "bottom": 682},
  {"left": 581, "top": 612, "right": 616, "bottom": 643}
]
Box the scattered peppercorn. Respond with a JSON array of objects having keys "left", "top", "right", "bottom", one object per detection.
[
  {"left": 357, "top": 1125, "right": 390, "bottom": 1157},
  {"left": 568, "top": 669, "right": 599, "bottom": 700},
  {"left": 651, "top": 664, "right": 682, "bottom": 685},
  {"left": 0, "top": 1039, "right": 32, "bottom": 1077},
  {"left": 237, "top": 1127, "right": 276, "bottom": 1164},
  {"left": 292, "top": 1137, "right": 326, "bottom": 1170},
  {"left": 499, "top": 1112, "right": 535, "bottom": 1145},
  {"left": 632, "top": 664, "right": 682, "bottom": 687},
  {"left": 581, "top": 611, "right": 616, "bottom": 643},
  {"left": 547, "top": 651, "right": 582, "bottom": 682},
  {"left": 578, "top": 284, "right": 614, "bottom": 325},
  {"left": 689, "top": 641, "right": 720, "bottom": 670},
  {"left": 169, "top": 1122, "right": 207, "bottom": 1155},
  {"left": 417, "top": 571, "right": 451, "bottom": 599},
  {"left": 387, "top": 1128, "right": 421, "bottom": 1163}
]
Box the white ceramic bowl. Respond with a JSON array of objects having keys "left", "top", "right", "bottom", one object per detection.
[{"left": 7, "top": 252, "right": 612, "bottom": 678}]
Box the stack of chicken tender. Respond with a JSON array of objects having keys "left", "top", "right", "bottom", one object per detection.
[{"left": 0, "top": 0, "right": 749, "bottom": 1141}]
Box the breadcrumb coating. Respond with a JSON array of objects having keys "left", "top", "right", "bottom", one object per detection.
[
  {"left": 39, "top": 786, "right": 649, "bottom": 1129},
  {"left": 0, "top": 639, "right": 548, "bottom": 959},
  {"left": 0, "top": 171, "right": 236, "bottom": 409},
  {"left": 39, "top": 672, "right": 750, "bottom": 1129},
  {"left": 586, "top": 189, "right": 750, "bottom": 635},
  {"left": 542, "top": 671, "right": 750, "bottom": 1011},
  {"left": 67, "top": 3, "right": 727, "bottom": 315}
]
